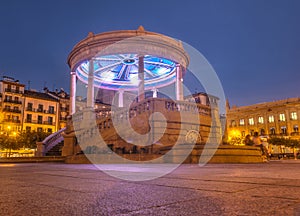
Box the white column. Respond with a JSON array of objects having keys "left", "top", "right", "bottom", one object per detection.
[
  {"left": 69, "top": 71, "right": 76, "bottom": 115},
  {"left": 87, "top": 59, "right": 94, "bottom": 108},
  {"left": 138, "top": 55, "right": 145, "bottom": 102},
  {"left": 152, "top": 88, "right": 158, "bottom": 98},
  {"left": 176, "top": 64, "right": 184, "bottom": 101},
  {"left": 118, "top": 89, "right": 124, "bottom": 107}
]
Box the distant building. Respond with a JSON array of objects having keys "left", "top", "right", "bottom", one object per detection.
[
  {"left": 23, "top": 90, "right": 59, "bottom": 133},
  {"left": 43, "top": 88, "right": 70, "bottom": 129},
  {"left": 226, "top": 98, "right": 300, "bottom": 140},
  {"left": 0, "top": 76, "right": 70, "bottom": 134},
  {"left": 0, "top": 76, "right": 25, "bottom": 133}
]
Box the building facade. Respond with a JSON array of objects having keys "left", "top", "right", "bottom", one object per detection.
[
  {"left": 0, "top": 77, "right": 69, "bottom": 134},
  {"left": 0, "top": 76, "right": 25, "bottom": 133},
  {"left": 44, "top": 88, "right": 70, "bottom": 129},
  {"left": 23, "top": 90, "right": 59, "bottom": 133},
  {"left": 226, "top": 98, "right": 300, "bottom": 140}
]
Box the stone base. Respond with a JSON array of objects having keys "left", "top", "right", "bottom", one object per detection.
[{"left": 65, "top": 145, "right": 263, "bottom": 164}]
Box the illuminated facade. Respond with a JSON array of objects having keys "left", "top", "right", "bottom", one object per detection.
[
  {"left": 0, "top": 76, "right": 25, "bottom": 133},
  {"left": 23, "top": 90, "right": 59, "bottom": 133},
  {"left": 0, "top": 77, "right": 69, "bottom": 133},
  {"left": 226, "top": 98, "right": 300, "bottom": 140},
  {"left": 44, "top": 88, "right": 70, "bottom": 129}
]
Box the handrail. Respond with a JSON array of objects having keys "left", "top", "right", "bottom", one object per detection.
[{"left": 43, "top": 127, "right": 66, "bottom": 153}]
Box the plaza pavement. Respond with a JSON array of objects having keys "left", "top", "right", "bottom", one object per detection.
[{"left": 0, "top": 160, "right": 300, "bottom": 216}]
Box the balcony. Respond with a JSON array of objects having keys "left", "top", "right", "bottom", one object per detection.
[
  {"left": 24, "top": 119, "right": 55, "bottom": 125},
  {"left": 291, "top": 132, "right": 300, "bottom": 136},
  {"left": 4, "top": 88, "right": 23, "bottom": 94},
  {"left": 4, "top": 99, "right": 22, "bottom": 104},
  {"left": 2, "top": 108, "right": 21, "bottom": 113},
  {"left": 3, "top": 119, "right": 21, "bottom": 123},
  {"left": 43, "top": 121, "right": 55, "bottom": 125},
  {"left": 45, "top": 110, "right": 56, "bottom": 114},
  {"left": 25, "top": 108, "right": 56, "bottom": 114},
  {"left": 37, "top": 108, "right": 44, "bottom": 113}
]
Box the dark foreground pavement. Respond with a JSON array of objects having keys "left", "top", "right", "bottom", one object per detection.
[{"left": 1, "top": 161, "right": 300, "bottom": 216}]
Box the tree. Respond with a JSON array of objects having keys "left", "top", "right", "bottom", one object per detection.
[{"left": 18, "top": 131, "right": 51, "bottom": 149}]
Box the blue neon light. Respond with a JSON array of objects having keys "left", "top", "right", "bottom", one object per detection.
[{"left": 76, "top": 54, "right": 177, "bottom": 90}]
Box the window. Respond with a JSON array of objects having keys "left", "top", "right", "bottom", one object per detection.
[
  {"left": 37, "top": 127, "right": 43, "bottom": 132},
  {"left": 269, "top": 115, "right": 274, "bottom": 123},
  {"left": 26, "top": 114, "right": 32, "bottom": 123},
  {"left": 231, "top": 120, "right": 236, "bottom": 127},
  {"left": 26, "top": 126, "right": 31, "bottom": 132},
  {"left": 27, "top": 103, "right": 33, "bottom": 111},
  {"left": 48, "top": 106, "right": 54, "bottom": 114},
  {"left": 249, "top": 118, "right": 254, "bottom": 125},
  {"left": 38, "top": 104, "right": 43, "bottom": 112},
  {"left": 279, "top": 113, "right": 286, "bottom": 121},
  {"left": 258, "top": 116, "right": 264, "bottom": 124},
  {"left": 293, "top": 125, "right": 298, "bottom": 132},
  {"left": 47, "top": 128, "right": 52, "bottom": 133},
  {"left": 48, "top": 117, "right": 53, "bottom": 125},
  {"left": 291, "top": 112, "right": 297, "bottom": 120},
  {"left": 5, "top": 95, "right": 12, "bottom": 101},
  {"left": 270, "top": 127, "right": 276, "bottom": 135},
  {"left": 281, "top": 126, "right": 287, "bottom": 135},
  {"left": 239, "top": 119, "right": 245, "bottom": 126},
  {"left": 38, "top": 115, "right": 43, "bottom": 124}
]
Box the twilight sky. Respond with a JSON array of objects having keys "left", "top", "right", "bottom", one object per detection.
[{"left": 0, "top": 0, "right": 299, "bottom": 108}]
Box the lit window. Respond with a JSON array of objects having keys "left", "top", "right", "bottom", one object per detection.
[
  {"left": 269, "top": 115, "right": 274, "bottom": 123},
  {"left": 270, "top": 127, "right": 276, "bottom": 135},
  {"left": 231, "top": 120, "right": 236, "bottom": 127},
  {"left": 258, "top": 116, "right": 264, "bottom": 124},
  {"left": 239, "top": 119, "right": 245, "bottom": 126},
  {"left": 293, "top": 125, "right": 298, "bottom": 132},
  {"left": 281, "top": 126, "right": 287, "bottom": 134},
  {"left": 291, "top": 112, "right": 297, "bottom": 120},
  {"left": 249, "top": 118, "right": 254, "bottom": 125},
  {"left": 279, "top": 113, "right": 286, "bottom": 121}
]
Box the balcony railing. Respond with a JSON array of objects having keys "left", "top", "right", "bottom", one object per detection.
[
  {"left": 25, "top": 107, "right": 56, "bottom": 114},
  {"left": 3, "top": 119, "right": 21, "bottom": 123},
  {"left": 4, "top": 88, "right": 23, "bottom": 94},
  {"left": 4, "top": 99, "right": 22, "bottom": 104},
  {"left": 2, "top": 108, "right": 21, "bottom": 113},
  {"left": 43, "top": 121, "right": 55, "bottom": 125},
  {"left": 24, "top": 119, "right": 55, "bottom": 125},
  {"left": 291, "top": 132, "right": 300, "bottom": 136}
]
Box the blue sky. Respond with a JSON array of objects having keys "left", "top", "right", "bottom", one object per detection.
[{"left": 0, "top": 0, "right": 299, "bottom": 108}]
